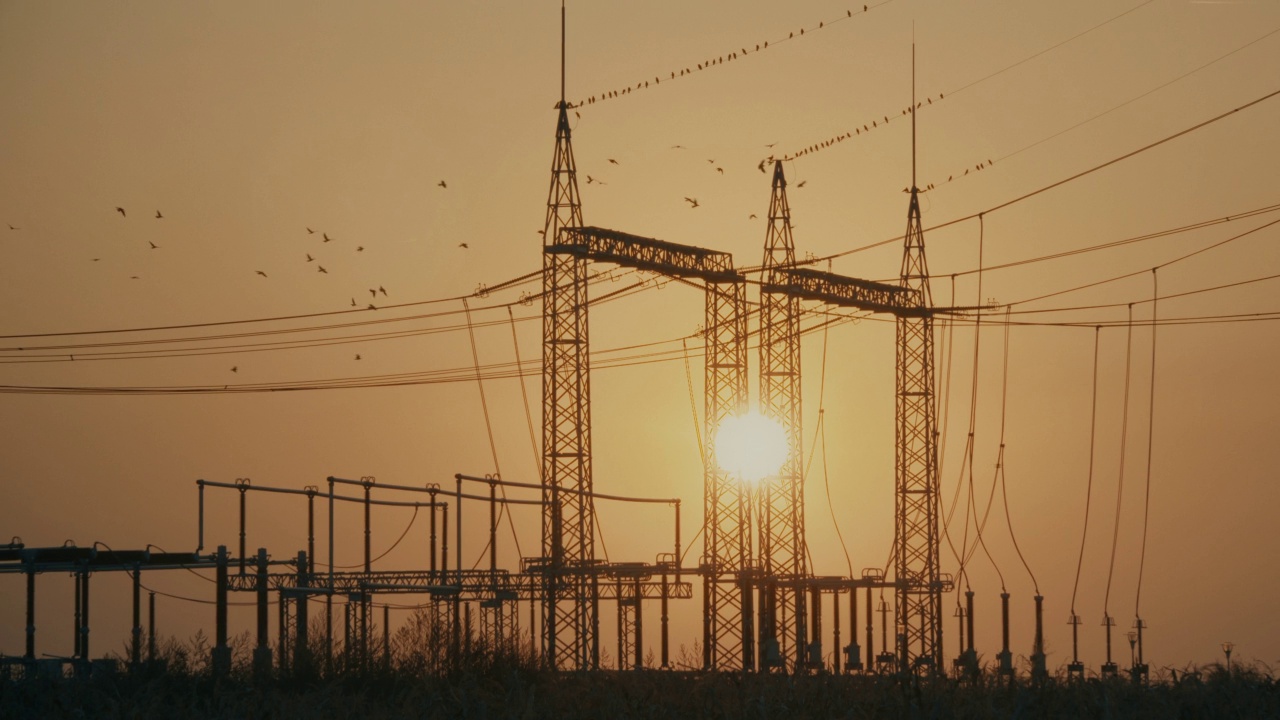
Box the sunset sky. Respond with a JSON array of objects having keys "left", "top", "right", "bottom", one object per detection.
[{"left": 2, "top": 0, "right": 1279, "bottom": 672}]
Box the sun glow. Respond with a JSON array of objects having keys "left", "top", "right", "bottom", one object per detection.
[{"left": 714, "top": 411, "right": 789, "bottom": 483}]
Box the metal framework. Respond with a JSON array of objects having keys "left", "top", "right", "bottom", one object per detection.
[
  {"left": 551, "top": 225, "right": 750, "bottom": 671},
  {"left": 540, "top": 3, "right": 593, "bottom": 670},
  {"left": 758, "top": 160, "right": 807, "bottom": 670}
]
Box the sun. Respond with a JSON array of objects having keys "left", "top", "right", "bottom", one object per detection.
[{"left": 714, "top": 411, "right": 789, "bottom": 483}]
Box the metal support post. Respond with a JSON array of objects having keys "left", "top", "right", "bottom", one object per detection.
[
  {"left": 148, "top": 592, "right": 156, "bottom": 665},
  {"left": 25, "top": 568, "right": 35, "bottom": 661},
  {"left": 998, "top": 592, "right": 1012, "bottom": 677},
  {"left": 213, "top": 545, "right": 230, "bottom": 676},
  {"left": 255, "top": 548, "right": 271, "bottom": 676},
  {"left": 131, "top": 566, "right": 141, "bottom": 669}
]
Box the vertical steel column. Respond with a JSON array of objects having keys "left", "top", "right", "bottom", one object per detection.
[
  {"left": 79, "top": 567, "right": 90, "bottom": 662},
  {"left": 382, "top": 604, "right": 390, "bottom": 666},
  {"left": 237, "top": 481, "right": 248, "bottom": 575},
  {"left": 809, "top": 587, "right": 821, "bottom": 669},
  {"left": 541, "top": 5, "right": 591, "bottom": 671},
  {"left": 1032, "top": 595, "right": 1047, "bottom": 680},
  {"left": 703, "top": 277, "right": 748, "bottom": 670},
  {"left": 833, "top": 589, "right": 842, "bottom": 673},
  {"left": 428, "top": 487, "right": 439, "bottom": 574},
  {"left": 634, "top": 576, "right": 643, "bottom": 670},
  {"left": 297, "top": 551, "right": 310, "bottom": 673},
  {"left": 148, "top": 592, "right": 156, "bottom": 664},
  {"left": 255, "top": 548, "right": 271, "bottom": 676},
  {"left": 214, "top": 545, "right": 229, "bottom": 676},
  {"left": 759, "top": 160, "right": 806, "bottom": 670},
  {"left": 25, "top": 568, "right": 35, "bottom": 661},
  {"left": 73, "top": 570, "right": 81, "bottom": 659},
  {"left": 895, "top": 50, "right": 943, "bottom": 674},
  {"left": 998, "top": 592, "right": 1013, "bottom": 676},
  {"left": 131, "top": 566, "right": 141, "bottom": 668},
  {"left": 866, "top": 587, "right": 874, "bottom": 670},
  {"left": 660, "top": 571, "right": 670, "bottom": 669}
]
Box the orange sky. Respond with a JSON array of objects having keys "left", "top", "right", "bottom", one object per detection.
[{"left": 2, "top": 0, "right": 1279, "bottom": 672}]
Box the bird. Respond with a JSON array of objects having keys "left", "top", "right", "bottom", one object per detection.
[
  {"left": 231, "top": 366, "right": 238, "bottom": 373},
  {"left": 115, "top": 207, "right": 126, "bottom": 217},
  {"left": 537, "top": 230, "right": 546, "bottom": 236},
  {"left": 306, "top": 253, "right": 314, "bottom": 262},
  {"left": 671, "top": 145, "right": 686, "bottom": 149},
  {"left": 706, "top": 159, "right": 715, "bottom": 165},
  {"left": 306, "top": 227, "right": 315, "bottom": 234},
  {"left": 797, "top": 180, "right": 807, "bottom": 188},
  {"left": 608, "top": 158, "right": 619, "bottom": 165},
  {"left": 757, "top": 160, "right": 767, "bottom": 174},
  {"left": 355, "top": 354, "right": 361, "bottom": 360},
  {"left": 765, "top": 142, "right": 777, "bottom": 148},
  {"left": 684, "top": 197, "right": 699, "bottom": 208},
  {"left": 255, "top": 270, "right": 267, "bottom": 277},
  {"left": 749, "top": 214, "right": 757, "bottom": 219},
  {"left": 92, "top": 258, "right": 100, "bottom": 262},
  {"left": 351, "top": 297, "right": 357, "bottom": 307},
  {"left": 318, "top": 266, "right": 328, "bottom": 273},
  {"left": 438, "top": 180, "right": 447, "bottom": 188},
  {"left": 369, "top": 289, "right": 377, "bottom": 297},
  {"left": 356, "top": 246, "right": 364, "bottom": 252},
  {"left": 130, "top": 275, "right": 139, "bottom": 279},
  {"left": 149, "top": 241, "right": 159, "bottom": 249},
  {"left": 323, "top": 233, "right": 332, "bottom": 242},
  {"left": 155, "top": 210, "right": 163, "bottom": 219},
  {"left": 367, "top": 304, "right": 377, "bottom": 310},
  {"left": 586, "top": 175, "right": 596, "bottom": 184},
  {"left": 7, "top": 224, "right": 18, "bottom": 230},
  {"left": 716, "top": 167, "right": 724, "bottom": 175},
  {"left": 378, "top": 286, "right": 387, "bottom": 296},
  {"left": 459, "top": 243, "right": 469, "bottom": 249}
]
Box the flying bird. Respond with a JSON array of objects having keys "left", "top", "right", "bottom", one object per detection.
[
  {"left": 318, "top": 266, "right": 328, "bottom": 273},
  {"left": 92, "top": 258, "right": 100, "bottom": 262},
  {"left": 378, "top": 286, "right": 387, "bottom": 296},
  {"left": 306, "top": 227, "right": 315, "bottom": 234},
  {"left": 7, "top": 224, "right": 18, "bottom": 230},
  {"left": 255, "top": 270, "right": 267, "bottom": 277},
  {"left": 671, "top": 145, "right": 686, "bottom": 149},
  {"left": 155, "top": 210, "right": 163, "bottom": 219},
  {"left": 356, "top": 246, "right": 364, "bottom": 252},
  {"left": 684, "top": 197, "right": 699, "bottom": 208},
  {"left": 716, "top": 167, "right": 724, "bottom": 175},
  {"left": 370, "top": 289, "right": 377, "bottom": 297},
  {"left": 757, "top": 160, "right": 767, "bottom": 174},
  {"left": 306, "top": 253, "right": 314, "bottom": 262},
  {"left": 149, "top": 241, "right": 159, "bottom": 249},
  {"left": 116, "top": 207, "right": 126, "bottom": 217},
  {"left": 323, "top": 233, "right": 332, "bottom": 242},
  {"left": 608, "top": 158, "right": 619, "bottom": 165},
  {"left": 459, "top": 243, "right": 469, "bottom": 249},
  {"left": 765, "top": 142, "right": 777, "bottom": 148},
  {"left": 231, "top": 366, "right": 238, "bottom": 373},
  {"left": 749, "top": 214, "right": 757, "bottom": 219},
  {"left": 355, "top": 354, "right": 362, "bottom": 360},
  {"left": 130, "top": 275, "right": 139, "bottom": 279},
  {"left": 586, "top": 175, "right": 596, "bottom": 184},
  {"left": 706, "top": 159, "right": 715, "bottom": 165},
  {"left": 438, "top": 180, "right": 447, "bottom": 188},
  {"left": 351, "top": 298, "right": 357, "bottom": 307},
  {"left": 797, "top": 180, "right": 807, "bottom": 188}
]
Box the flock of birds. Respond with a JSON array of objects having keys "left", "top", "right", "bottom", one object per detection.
[
  {"left": 576, "top": 144, "right": 810, "bottom": 222},
  {"left": 1, "top": 202, "right": 478, "bottom": 375}
]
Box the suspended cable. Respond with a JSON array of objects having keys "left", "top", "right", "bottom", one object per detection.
[
  {"left": 462, "top": 298, "right": 523, "bottom": 561},
  {"left": 1103, "top": 305, "right": 1136, "bottom": 618},
  {"left": 681, "top": 338, "right": 706, "bottom": 468},
  {"left": 331, "top": 506, "right": 420, "bottom": 569},
  {"left": 573, "top": 1, "right": 896, "bottom": 111},
  {"left": 994, "top": 307, "right": 1039, "bottom": 594},
  {"left": 1135, "top": 269, "right": 1158, "bottom": 618},
  {"left": 772, "top": 0, "right": 1158, "bottom": 164},
  {"left": 507, "top": 307, "right": 543, "bottom": 482},
  {"left": 813, "top": 291, "right": 854, "bottom": 579},
  {"left": 1070, "top": 327, "right": 1102, "bottom": 619}
]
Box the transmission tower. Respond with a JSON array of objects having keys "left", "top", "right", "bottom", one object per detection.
[
  {"left": 894, "top": 46, "right": 943, "bottom": 672},
  {"left": 758, "top": 160, "right": 808, "bottom": 670},
  {"left": 702, "top": 277, "right": 750, "bottom": 670},
  {"left": 540, "top": 3, "right": 596, "bottom": 670}
]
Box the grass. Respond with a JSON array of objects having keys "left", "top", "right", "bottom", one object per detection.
[{"left": 2, "top": 612, "right": 1277, "bottom": 720}]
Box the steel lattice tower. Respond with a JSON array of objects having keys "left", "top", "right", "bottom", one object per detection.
[
  {"left": 702, "top": 278, "right": 750, "bottom": 670},
  {"left": 758, "top": 160, "right": 807, "bottom": 670},
  {"left": 894, "top": 47, "right": 943, "bottom": 672},
  {"left": 541, "top": 3, "right": 596, "bottom": 670}
]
